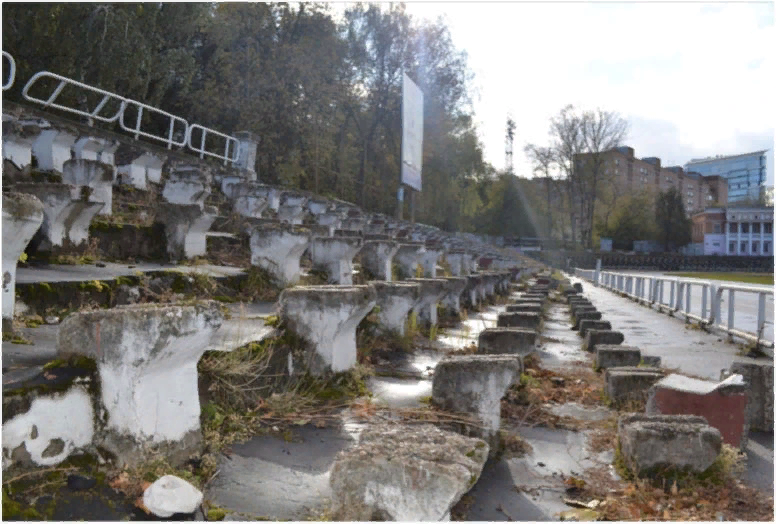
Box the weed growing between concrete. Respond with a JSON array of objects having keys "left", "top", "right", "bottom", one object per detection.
[{"left": 572, "top": 442, "right": 773, "bottom": 521}]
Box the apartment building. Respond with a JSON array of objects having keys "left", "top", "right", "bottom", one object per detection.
[
  {"left": 574, "top": 146, "right": 728, "bottom": 214},
  {"left": 685, "top": 150, "right": 768, "bottom": 204},
  {"left": 691, "top": 206, "right": 773, "bottom": 256}
]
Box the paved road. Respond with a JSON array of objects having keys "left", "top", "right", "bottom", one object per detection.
[{"left": 603, "top": 271, "right": 774, "bottom": 343}]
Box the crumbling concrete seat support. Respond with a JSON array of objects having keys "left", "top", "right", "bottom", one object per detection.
[
  {"left": 445, "top": 250, "right": 468, "bottom": 276},
  {"left": 370, "top": 281, "right": 422, "bottom": 335},
  {"left": 249, "top": 225, "right": 310, "bottom": 285},
  {"left": 13, "top": 183, "right": 104, "bottom": 251},
  {"left": 465, "top": 274, "right": 483, "bottom": 306},
  {"left": 156, "top": 204, "right": 218, "bottom": 260},
  {"left": 277, "top": 193, "right": 309, "bottom": 225},
  {"left": 279, "top": 285, "right": 377, "bottom": 375},
  {"left": 407, "top": 278, "right": 449, "bottom": 326},
  {"left": 394, "top": 243, "right": 426, "bottom": 279},
  {"left": 440, "top": 277, "right": 468, "bottom": 315},
  {"left": 314, "top": 212, "right": 342, "bottom": 236},
  {"left": 162, "top": 167, "right": 211, "bottom": 207},
  {"left": 432, "top": 354, "right": 522, "bottom": 452},
  {"left": 56, "top": 302, "right": 224, "bottom": 465},
  {"left": 116, "top": 152, "right": 164, "bottom": 190},
  {"left": 229, "top": 182, "right": 270, "bottom": 218},
  {"left": 32, "top": 129, "right": 77, "bottom": 173},
  {"left": 2, "top": 193, "right": 44, "bottom": 331},
  {"left": 62, "top": 159, "right": 114, "bottom": 215},
  {"left": 360, "top": 238, "right": 400, "bottom": 281},
  {"left": 309, "top": 236, "right": 364, "bottom": 285},
  {"left": 419, "top": 245, "right": 445, "bottom": 278}
]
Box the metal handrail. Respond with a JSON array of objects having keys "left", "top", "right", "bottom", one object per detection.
[
  {"left": 119, "top": 99, "right": 188, "bottom": 149},
  {"left": 22, "top": 71, "right": 124, "bottom": 123},
  {"left": 2, "top": 51, "right": 15, "bottom": 91},
  {"left": 186, "top": 124, "right": 241, "bottom": 165},
  {"left": 574, "top": 266, "right": 774, "bottom": 348},
  {"left": 20, "top": 69, "right": 241, "bottom": 158}
]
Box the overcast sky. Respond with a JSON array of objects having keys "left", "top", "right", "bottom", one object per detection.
[{"left": 348, "top": 1, "right": 775, "bottom": 185}]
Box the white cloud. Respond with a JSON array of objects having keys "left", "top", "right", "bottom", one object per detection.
[{"left": 401, "top": 1, "right": 774, "bottom": 185}]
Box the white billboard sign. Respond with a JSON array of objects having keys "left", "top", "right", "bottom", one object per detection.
[{"left": 401, "top": 73, "right": 424, "bottom": 192}]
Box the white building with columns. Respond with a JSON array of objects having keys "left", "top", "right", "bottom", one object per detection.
[{"left": 724, "top": 207, "right": 774, "bottom": 256}]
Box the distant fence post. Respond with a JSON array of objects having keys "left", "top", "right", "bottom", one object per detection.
[{"left": 594, "top": 259, "right": 601, "bottom": 286}]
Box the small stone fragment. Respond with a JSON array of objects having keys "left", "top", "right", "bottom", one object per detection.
[{"left": 142, "top": 475, "right": 204, "bottom": 517}]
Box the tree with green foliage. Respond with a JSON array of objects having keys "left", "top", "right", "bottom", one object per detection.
[
  {"left": 596, "top": 193, "right": 657, "bottom": 251},
  {"left": 655, "top": 187, "right": 691, "bottom": 251}
]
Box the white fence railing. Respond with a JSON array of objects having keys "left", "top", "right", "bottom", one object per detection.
[
  {"left": 119, "top": 99, "right": 188, "bottom": 149},
  {"left": 22, "top": 71, "right": 124, "bottom": 123},
  {"left": 187, "top": 124, "right": 241, "bottom": 165},
  {"left": 3, "top": 51, "right": 15, "bottom": 91},
  {"left": 574, "top": 267, "right": 774, "bottom": 349},
  {"left": 15, "top": 67, "right": 240, "bottom": 161}
]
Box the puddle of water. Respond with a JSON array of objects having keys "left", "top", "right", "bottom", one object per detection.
[{"left": 367, "top": 375, "right": 432, "bottom": 408}]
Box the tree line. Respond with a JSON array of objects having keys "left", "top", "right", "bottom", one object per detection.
[{"left": 2, "top": 2, "right": 540, "bottom": 238}]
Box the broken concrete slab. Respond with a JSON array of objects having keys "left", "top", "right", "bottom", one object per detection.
[
  {"left": 646, "top": 373, "right": 749, "bottom": 450},
  {"left": 370, "top": 281, "right": 421, "bottom": 335},
  {"left": 2, "top": 192, "right": 44, "bottom": 331},
  {"left": 156, "top": 203, "right": 218, "bottom": 260},
  {"left": 12, "top": 183, "right": 104, "bottom": 250},
  {"left": 605, "top": 366, "right": 665, "bottom": 406},
  {"left": 594, "top": 345, "right": 642, "bottom": 370},
  {"left": 505, "top": 303, "right": 542, "bottom": 314},
  {"left": 497, "top": 312, "right": 541, "bottom": 330},
  {"left": 278, "top": 284, "right": 376, "bottom": 375},
  {"left": 277, "top": 193, "right": 309, "bottom": 225},
  {"left": 329, "top": 423, "right": 488, "bottom": 521},
  {"left": 432, "top": 354, "right": 522, "bottom": 450},
  {"left": 584, "top": 330, "right": 625, "bottom": 353},
  {"left": 477, "top": 328, "right": 537, "bottom": 356},
  {"left": 57, "top": 301, "right": 224, "bottom": 466},
  {"left": 571, "top": 310, "right": 602, "bottom": 330},
  {"left": 618, "top": 414, "right": 722, "bottom": 475},
  {"left": 579, "top": 320, "right": 612, "bottom": 337},
  {"left": 249, "top": 225, "right": 310, "bottom": 285},
  {"left": 728, "top": 360, "right": 774, "bottom": 433},
  {"left": 360, "top": 239, "right": 399, "bottom": 281},
  {"left": 309, "top": 236, "right": 363, "bottom": 285}
]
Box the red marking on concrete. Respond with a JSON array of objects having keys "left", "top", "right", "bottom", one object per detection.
[{"left": 651, "top": 387, "right": 747, "bottom": 448}]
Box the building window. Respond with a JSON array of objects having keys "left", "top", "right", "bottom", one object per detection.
[
  {"left": 615, "top": 159, "right": 619, "bottom": 165},
  {"left": 729, "top": 223, "right": 738, "bottom": 233},
  {"left": 765, "top": 241, "right": 771, "bottom": 254},
  {"left": 752, "top": 241, "right": 759, "bottom": 254},
  {"left": 766, "top": 223, "right": 773, "bottom": 234},
  {"left": 742, "top": 223, "right": 750, "bottom": 234},
  {"left": 729, "top": 242, "right": 736, "bottom": 253},
  {"left": 753, "top": 223, "right": 761, "bottom": 234},
  {"left": 707, "top": 195, "right": 713, "bottom": 201},
  {"left": 741, "top": 241, "right": 748, "bottom": 253},
  {"left": 713, "top": 224, "right": 721, "bottom": 234}
]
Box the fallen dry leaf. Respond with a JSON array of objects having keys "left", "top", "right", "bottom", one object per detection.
[{"left": 135, "top": 496, "right": 151, "bottom": 514}]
